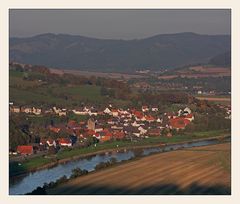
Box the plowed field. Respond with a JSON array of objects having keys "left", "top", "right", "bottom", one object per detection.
[{"left": 47, "top": 143, "right": 231, "bottom": 195}]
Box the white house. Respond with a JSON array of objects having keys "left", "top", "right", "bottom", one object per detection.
[
  {"left": 58, "top": 111, "right": 67, "bottom": 116},
  {"left": 152, "top": 107, "right": 159, "bottom": 112},
  {"left": 111, "top": 109, "right": 119, "bottom": 117},
  {"left": 132, "top": 121, "right": 140, "bottom": 127},
  {"left": 104, "top": 108, "right": 111, "bottom": 114},
  {"left": 32, "top": 107, "right": 42, "bottom": 115},
  {"left": 95, "top": 127, "right": 104, "bottom": 132},
  {"left": 11, "top": 106, "right": 20, "bottom": 113},
  {"left": 83, "top": 107, "right": 90, "bottom": 112},
  {"left": 142, "top": 106, "right": 149, "bottom": 112},
  {"left": 138, "top": 126, "right": 147, "bottom": 135},
  {"left": 178, "top": 109, "right": 183, "bottom": 116},
  {"left": 156, "top": 118, "right": 163, "bottom": 123},
  {"left": 72, "top": 109, "right": 88, "bottom": 115},
  {"left": 22, "top": 107, "right": 32, "bottom": 114},
  {"left": 89, "top": 111, "right": 98, "bottom": 116},
  {"left": 183, "top": 107, "right": 191, "bottom": 115},
  {"left": 53, "top": 106, "right": 60, "bottom": 114},
  {"left": 133, "top": 132, "right": 141, "bottom": 137}
]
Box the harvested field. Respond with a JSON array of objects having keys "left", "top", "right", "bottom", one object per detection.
[
  {"left": 158, "top": 73, "right": 230, "bottom": 79},
  {"left": 47, "top": 143, "right": 231, "bottom": 195},
  {"left": 158, "top": 75, "right": 178, "bottom": 79},
  {"left": 50, "top": 68, "right": 144, "bottom": 79},
  {"left": 189, "top": 66, "right": 230, "bottom": 73},
  {"left": 49, "top": 68, "right": 64, "bottom": 75},
  {"left": 196, "top": 97, "right": 231, "bottom": 102},
  {"left": 179, "top": 73, "right": 230, "bottom": 78},
  {"left": 159, "top": 66, "right": 231, "bottom": 79}
]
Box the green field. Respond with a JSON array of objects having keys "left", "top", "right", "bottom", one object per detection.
[
  {"left": 9, "top": 70, "right": 132, "bottom": 107},
  {"left": 10, "top": 70, "right": 105, "bottom": 106}
]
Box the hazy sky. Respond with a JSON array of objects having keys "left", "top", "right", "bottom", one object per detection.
[{"left": 9, "top": 9, "right": 231, "bottom": 39}]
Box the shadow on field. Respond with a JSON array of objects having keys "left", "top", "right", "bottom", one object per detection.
[{"left": 30, "top": 182, "right": 231, "bottom": 195}]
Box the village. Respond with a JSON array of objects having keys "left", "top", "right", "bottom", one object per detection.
[{"left": 9, "top": 102, "right": 231, "bottom": 156}]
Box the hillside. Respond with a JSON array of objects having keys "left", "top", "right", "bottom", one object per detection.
[
  {"left": 10, "top": 32, "right": 230, "bottom": 72},
  {"left": 208, "top": 51, "right": 231, "bottom": 67}
]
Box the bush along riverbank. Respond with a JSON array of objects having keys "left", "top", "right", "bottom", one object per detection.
[
  {"left": 26, "top": 158, "right": 122, "bottom": 195},
  {"left": 26, "top": 148, "right": 156, "bottom": 195}
]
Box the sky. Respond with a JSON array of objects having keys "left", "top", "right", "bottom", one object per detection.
[{"left": 9, "top": 9, "right": 231, "bottom": 40}]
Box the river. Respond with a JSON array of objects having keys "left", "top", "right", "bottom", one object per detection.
[{"left": 9, "top": 136, "right": 230, "bottom": 195}]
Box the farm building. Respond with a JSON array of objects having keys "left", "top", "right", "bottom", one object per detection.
[{"left": 17, "top": 145, "right": 33, "bottom": 155}]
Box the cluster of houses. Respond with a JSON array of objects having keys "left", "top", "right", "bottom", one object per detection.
[
  {"left": 14, "top": 105, "right": 195, "bottom": 156},
  {"left": 217, "top": 104, "right": 231, "bottom": 120},
  {"left": 9, "top": 104, "right": 42, "bottom": 115}
]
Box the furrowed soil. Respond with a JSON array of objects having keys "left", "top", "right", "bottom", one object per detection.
[
  {"left": 196, "top": 97, "right": 231, "bottom": 102},
  {"left": 47, "top": 143, "right": 231, "bottom": 195}
]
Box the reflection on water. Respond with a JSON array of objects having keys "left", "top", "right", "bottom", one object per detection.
[{"left": 9, "top": 136, "right": 230, "bottom": 195}]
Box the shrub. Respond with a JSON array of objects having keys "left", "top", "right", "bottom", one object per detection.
[
  {"left": 70, "top": 168, "right": 88, "bottom": 178},
  {"left": 94, "top": 161, "right": 113, "bottom": 170},
  {"left": 109, "top": 157, "right": 117, "bottom": 164},
  {"left": 133, "top": 148, "right": 143, "bottom": 158},
  {"left": 26, "top": 186, "right": 46, "bottom": 195},
  {"left": 55, "top": 175, "right": 68, "bottom": 186}
]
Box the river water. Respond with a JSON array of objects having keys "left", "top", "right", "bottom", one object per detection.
[{"left": 9, "top": 136, "right": 230, "bottom": 195}]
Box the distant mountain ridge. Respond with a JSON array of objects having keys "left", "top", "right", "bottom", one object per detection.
[{"left": 10, "top": 32, "right": 230, "bottom": 72}]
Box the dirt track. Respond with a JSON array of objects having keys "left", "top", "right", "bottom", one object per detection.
[
  {"left": 50, "top": 68, "right": 144, "bottom": 79},
  {"left": 47, "top": 143, "right": 231, "bottom": 195},
  {"left": 196, "top": 97, "right": 231, "bottom": 102}
]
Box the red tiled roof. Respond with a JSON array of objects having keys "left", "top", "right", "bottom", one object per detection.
[
  {"left": 102, "top": 128, "right": 110, "bottom": 133},
  {"left": 95, "top": 132, "right": 100, "bottom": 137},
  {"left": 105, "top": 132, "right": 113, "bottom": 137},
  {"left": 49, "top": 126, "right": 61, "bottom": 133},
  {"left": 17, "top": 145, "right": 33, "bottom": 155},
  {"left": 79, "top": 121, "right": 86, "bottom": 125},
  {"left": 87, "top": 129, "right": 96, "bottom": 136},
  {"left": 185, "top": 114, "right": 193, "bottom": 118},
  {"left": 100, "top": 135, "right": 111, "bottom": 142},
  {"left": 99, "top": 129, "right": 113, "bottom": 137},
  {"left": 58, "top": 138, "right": 71, "bottom": 144},
  {"left": 114, "top": 131, "right": 125, "bottom": 139},
  {"left": 148, "top": 129, "right": 161, "bottom": 136},
  {"left": 134, "top": 111, "right": 144, "bottom": 118},
  {"left": 145, "top": 115, "right": 155, "bottom": 121},
  {"left": 169, "top": 118, "right": 190, "bottom": 129},
  {"left": 67, "top": 120, "right": 77, "bottom": 127}
]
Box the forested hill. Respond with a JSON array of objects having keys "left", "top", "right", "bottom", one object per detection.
[
  {"left": 10, "top": 32, "right": 230, "bottom": 72},
  {"left": 208, "top": 51, "right": 231, "bottom": 67}
]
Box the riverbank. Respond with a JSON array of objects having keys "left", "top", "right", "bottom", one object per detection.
[
  {"left": 10, "top": 135, "right": 230, "bottom": 195},
  {"left": 47, "top": 142, "right": 231, "bottom": 195},
  {"left": 9, "top": 130, "right": 230, "bottom": 178}
]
